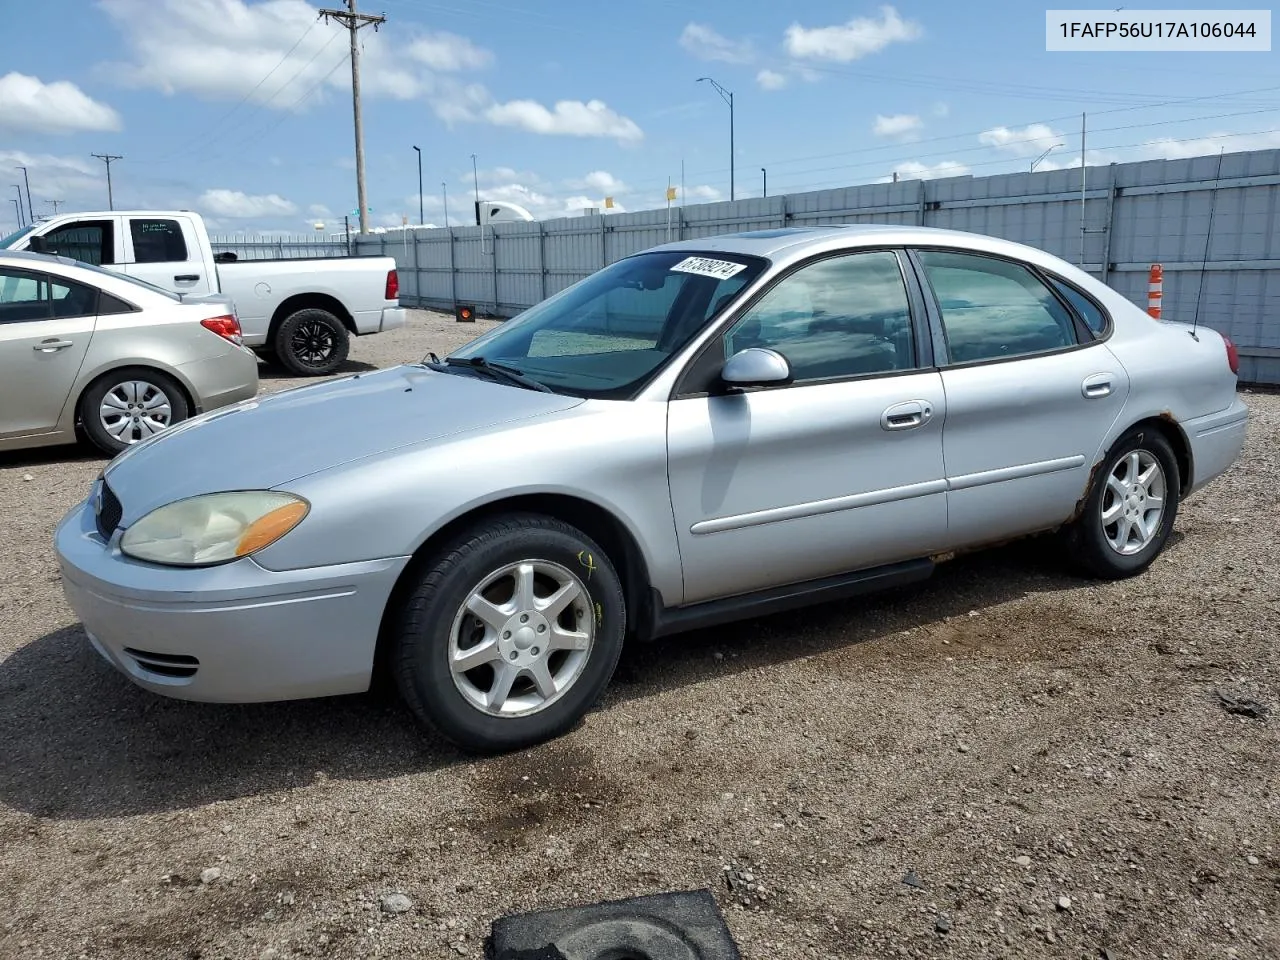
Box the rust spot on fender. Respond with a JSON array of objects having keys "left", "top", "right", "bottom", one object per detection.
[{"left": 1068, "top": 456, "right": 1106, "bottom": 523}]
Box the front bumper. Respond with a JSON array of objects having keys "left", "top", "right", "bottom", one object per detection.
[{"left": 55, "top": 497, "right": 409, "bottom": 703}]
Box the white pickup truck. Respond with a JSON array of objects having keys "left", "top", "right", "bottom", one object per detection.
[{"left": 1, "top": 210, "right": 405, "bottom": 376}]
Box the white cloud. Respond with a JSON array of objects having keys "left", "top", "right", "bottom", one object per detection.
[
  {"left": 0, "top": 150, "right": 103, "bottom": 204},
  {"left": 686, "top": 184, "right": 723, "bottom": 201},
  {"left": 679, "top": 24, "right": 754, "bottom": 64},
  {"left": 569, "top": 170, "right": 626, "bottom": 193},
  {"left": 784, "top": 6, "right": 923, "bottom": 62},
  {"left": 979, "top": 123, "right": 1064, "bottom": 157},
  {"left": 407, "top": 32, "right": 493, "bottom": 71},
  {"left": 0, "top": 72, "right": 122, "bottom": 134},
  {"left": 873, "top": 113, "right": 922, "bottom": 140},
  {"left": 308, "top": 203, "right": 332, "bottom": 217},
  {"left": 200, "top": 189, "right": 298, "bottom": 218},
  {"left": 883, "top": 160, "right": 970, "bottom": 182},
  {"left": 757, "top": 69, "right": 788, "bottom": 91},
  {"left": 484, "top": 99, "right": 643, "bottom": 141}
]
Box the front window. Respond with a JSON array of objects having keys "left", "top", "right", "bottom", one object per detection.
[
  {"left": 42, "top": 220, "right": 116, "bottom": 265},
  {"left": 449, "top": 251, "right": 768, "bottom": 397}
]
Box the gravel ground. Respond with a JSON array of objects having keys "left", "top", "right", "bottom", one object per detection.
[{"left": 0, "top": 310, "right": 1276, "bottom": 960}]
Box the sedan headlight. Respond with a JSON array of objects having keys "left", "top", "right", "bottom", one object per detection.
[{"left": 120, "top": 491, "right": 309, "bottom": 567}]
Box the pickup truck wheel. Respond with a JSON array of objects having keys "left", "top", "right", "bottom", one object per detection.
[
  {"left": 78, "top": 367, "right": 190, "bottom": 456},
  {"left": 392, "top": 513, "right": 626, "bottom": 754},
  {"left": 274, "top": 308, "right": 350, "bottom": 376}
]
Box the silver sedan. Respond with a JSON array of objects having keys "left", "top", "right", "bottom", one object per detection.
[
  {"left": 54, "top": 225, "right": 1248, "bottom": 752},
  {"left": 1, "top": 249, "right": 258, "bottom": 456}
]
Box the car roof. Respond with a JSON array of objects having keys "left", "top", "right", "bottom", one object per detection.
[
  {"left": 648, "top": 223, "right": 1045, "bottom": 260},
  {"left": 0, "top": 249, "right": 87, "bottom": 270}
]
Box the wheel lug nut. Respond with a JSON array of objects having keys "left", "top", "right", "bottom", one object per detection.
[
  {"left": 502, "top": 630, "right": 511, "bottom": 639},
  {"left": 508, "top": 652, "right": 517, "bottom": 661},
  {"left": 520, "top": 614, "right": 529, "bottom": 623},
  {"left": 531, "top": 647, "right": 540, "bottom": 656},
  {"left": 536, "top": 624, "right": 546, "bottom": 633}
]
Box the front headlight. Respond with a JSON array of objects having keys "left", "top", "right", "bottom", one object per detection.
[{"left": 120, "top": 491, "right": 309, "bottom": 567}]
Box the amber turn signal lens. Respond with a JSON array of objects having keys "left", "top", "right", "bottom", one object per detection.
[{"left": 235, "top": 501, "right": 309, "bottom": 556}]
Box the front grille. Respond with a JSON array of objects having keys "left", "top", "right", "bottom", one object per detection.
[
  {"left": 122, "top": 647, "right": 200, "bottom": 680},
  {"left": 95, "top": 480, "right": 123, "bottom": 540}
]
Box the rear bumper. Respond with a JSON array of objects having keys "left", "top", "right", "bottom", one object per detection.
[
  {"left": 1185, "top": 395, "right": 1248, "bottom": 496},
  {"left": 177, "top": 346, "right": 260, "bottom": 414},
  {"left": 380, "top": 306, "right": 407, "bottom": 333},
  {"left": 352, "top": 306, "right": 407, "bottom": 335},
  {"left": 55, "top": 497, "right": 408, "bottom": 703}
]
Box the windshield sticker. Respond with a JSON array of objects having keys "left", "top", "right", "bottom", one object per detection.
[{"left": 671, "top": 256, "right": 748, "bottom": 280}]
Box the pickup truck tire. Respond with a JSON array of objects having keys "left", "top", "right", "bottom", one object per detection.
[
  {"left": 392, "top": 513, "right": 626, "bottom": 754},
  {"left": 78, "top": 367, "right": 190, "bottom": 456},
  {"left": 274, "top": 308, "right": 350, "bottom": 377}
]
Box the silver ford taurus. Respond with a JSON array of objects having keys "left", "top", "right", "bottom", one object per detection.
[{"left": 54, "top": 225, "right": 1248, "bottom": 752}]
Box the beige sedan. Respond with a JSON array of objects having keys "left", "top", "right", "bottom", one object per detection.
[{"left": 0, "top": 249, "right": 258, "bottom": 456}]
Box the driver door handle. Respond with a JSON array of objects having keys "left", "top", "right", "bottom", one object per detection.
[
  {"left": 881, "top": 400, "right": 934, "bottom": 431},
  {"left": 34, "top": 338, "right": 74, "bottom": 352},
  {"left": 174, "top": 274, "right": 200, "bottom": 282}
]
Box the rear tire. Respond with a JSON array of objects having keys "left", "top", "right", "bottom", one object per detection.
[
  {"left": 78, "top": 367, "right": 190, "bottom": 457},
  {"left": 392, "top": 513, "right": 626, "bottom": 753},
  {"left": 273, "top": 308, "right": 349, "bottom": 376},
  {"left": 1065, "top": 427, "right": 1180, "bottom": 579}
]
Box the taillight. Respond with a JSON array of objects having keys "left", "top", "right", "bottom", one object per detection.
[
  {"left": 1222, "top": 333, "right": 1240, "bottom": 376},
  {"left": 385, "top": 269, "right": 399, "bottom": 301},
  {"left": 201, "top": 314, "right": 243, "bottom": 346}
]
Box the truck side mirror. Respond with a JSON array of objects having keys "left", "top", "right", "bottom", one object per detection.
[{"left": 28, "top": 235, "right": 48, "bottom": 253}]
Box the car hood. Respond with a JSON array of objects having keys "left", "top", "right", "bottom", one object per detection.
[{"left": 102, "top": 364, "right": 584, "bottom": 523}]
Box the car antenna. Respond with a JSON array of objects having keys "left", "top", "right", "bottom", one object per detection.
[{"left": 1191, "top": 146, "right": 1225, "bottom": 342}]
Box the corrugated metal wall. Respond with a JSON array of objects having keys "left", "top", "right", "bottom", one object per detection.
[
  {"left": 356, "top": 148, "right": 1280, "bottom": 384},
  {"left": 209, "top": 234, "right": 351, "bottom": 260}
]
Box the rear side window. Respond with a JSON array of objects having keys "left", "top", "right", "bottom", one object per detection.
[
  {"left": 98, "top": 292, "right": 137, "bottom": 315},
  {"left": 49, "top": 278, "right": 99, "bottom": 318},
  {"left": 917, "top": 250, "right": 1079, "bottom": 364},
  {"left": 1048, "top": 277, "right": 1108, "bottom": 336},
  {"left": 42, "top": 220, "right": 115, "bottom": 265},
  {"left": 131, "top": 219, "right": 188, "bottom": 263}
]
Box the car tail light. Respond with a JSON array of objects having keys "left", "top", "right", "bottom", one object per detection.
[
  {"left": 201, "top": 314, "right": 243, "bottom": 347},
  {"left": 1222, "top": 333, "right": 1240, "bottom": 375},
  {"left": 385, "top": 268, "right": 399, "bottom": 301}
]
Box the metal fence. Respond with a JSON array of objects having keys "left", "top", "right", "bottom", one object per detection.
[
  {"left": 209, "top": 234, "right": 350, "bottom": 260},
  {"left": 355, "top": 148, "right": 1280, "bottom": 385}
]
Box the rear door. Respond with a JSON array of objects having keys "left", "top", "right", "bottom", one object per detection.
[
  {"left": 0, "top": 267, "right": 97, "bottom": 439},
  {"left": 36, "top": 217, "right": 122, "bottom": 268},
  {"left": 122, "top": 216, "right": 214, "bottom": 296},
  {"left": 909, "top": 248, "right": 1130, "bottom": 548}
]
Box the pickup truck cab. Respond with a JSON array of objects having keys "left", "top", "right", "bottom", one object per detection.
[{"left": 2, "top": 211, "right": 406, "bottom": 376}]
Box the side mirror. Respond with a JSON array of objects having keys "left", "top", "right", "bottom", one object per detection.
[
  {"left": 27, "top": 235, "right": 48, "bottom": 253},
  {"left": 720, "top": 347, "right": 792, "bottom": 388}
]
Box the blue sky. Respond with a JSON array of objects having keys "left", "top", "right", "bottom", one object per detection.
[{"left": 2, "top": 0, "right": 1278, "bottom": 234}]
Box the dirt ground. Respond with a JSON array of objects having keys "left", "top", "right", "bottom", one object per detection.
[{"left": 0, "top": 310, "right": 1276, "bottom": 960}]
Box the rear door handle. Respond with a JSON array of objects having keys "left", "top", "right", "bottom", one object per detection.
[
  {"left": 34, "top": 338, "right": 74, "bottom": 352},
  {"left": 881, "top": 400, "right": 934, "bottom": 431},
  {"left": 1082, "top": 373, "right": 1114, "bottom": 399},
  {"left": 174, "top": 274, "right": 200, "bottom": 282}
]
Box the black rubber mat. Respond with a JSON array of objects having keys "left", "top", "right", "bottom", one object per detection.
[{"left": 486, "top": 888, "right": 741, "bottom": 960}]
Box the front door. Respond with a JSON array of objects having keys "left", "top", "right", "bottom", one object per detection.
[
  {"left": 911, "top": 248, "right": 1131, "bottom": 548},
  {"left": 122, "top": 216, "right": 214, "bottom": 296},
  {"left": 0, "top": 267, "right": 96, "bottom": 439},
  {"left": 667, "top": 249, "right": 949, "bottom": 605}
]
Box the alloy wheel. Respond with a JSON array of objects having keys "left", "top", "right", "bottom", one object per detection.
[{"left": 1101, "top": 449, "right": 1166, "bottom": 555}]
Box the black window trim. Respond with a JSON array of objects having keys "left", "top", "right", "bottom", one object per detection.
[
  {"left": 905, "top": 245, "right": 1110, "bottom": 371},
  {"left": 671, "top": 245, "right": 935, "bottom": 401},
  {"left": 1038, "top": 268, "right": 1115, "bottom": 341}
]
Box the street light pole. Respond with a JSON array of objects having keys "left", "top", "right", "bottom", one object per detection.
[
  {"left": 412, "top": 145, "right": 424, "bottom": 225},
  {"left": 697, "top": 77, "right": 735, "bottom": 201},
  {"left": 470, "top": 153, "right": 480, "bottom": 224},
  {"left": 442, "top": 181, "right": 449, "bottom": 227},
  {"left": 16, "top": 166, "right": 32, "bottom": 222},
  {"left": 761, "top": 167, "right": 767, "bottom": 197},
  {"left": 1030, "top": 142, "right": 1064, "bottom": 173},
  {"left": 11, "top": 186, "right": 24, "bottom": 227}
]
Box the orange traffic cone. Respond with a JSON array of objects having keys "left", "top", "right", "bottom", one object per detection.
[{"left": 1147, "top": 263, "right": 1163, "bottom": 319}]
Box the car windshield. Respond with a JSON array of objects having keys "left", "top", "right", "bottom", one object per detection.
[
  {"left": 447, "top": 250, "right": 768, "bottom": 398},
  {"left": 0, "top": 224, "right": 36, "bottom": 249}
]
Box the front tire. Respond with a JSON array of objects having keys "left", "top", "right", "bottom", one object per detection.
[
  {"left": 273, "top": 308, "right": 350, "bottom": 376},
  {"left": 392, "top": 514, "right": 626, "bottom": 753},
  {"left": 78, "top": 367, "right": 190, "bottom": 456},
  {"left": 1066, "top": 427, "right": 1181, "bottom": 579}
]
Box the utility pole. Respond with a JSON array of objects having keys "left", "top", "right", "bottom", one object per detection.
[
  {"left": 91, "top": 153, "right": 123, "bottom": 209},
  {"left": 697, "top": 77, "right": 735, "bottom": 201},
  {"left": 412, "top": 145, "right": 424, "bottom": 225},
  {"left": 441, "top": 181, "right": 449, "bottom": 227},
  {"left": 15, "top": 166, "right": 33, "bottom": 222},
  {"left": 320, "top": 0, "right": 385, "bottom": 235},
  {"left": 470, "top": 153, "right": 480, "bottom": 223},
  {"left": 1079, "top": 112, "right": 1087, "bottom": 268},
  {"left": 47, "top": 199, "right": 63, "bottom": 214}
]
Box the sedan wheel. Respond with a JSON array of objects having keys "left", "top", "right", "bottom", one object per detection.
[
  {"left": 1065, "top": 427, "right": 1180, "bottom": 579},
  {"left": 392, "top": 513, "right": 625, "bottom": 753},
  {"left": 78, "top": 367, "right": 191, "bottom": 457}
]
